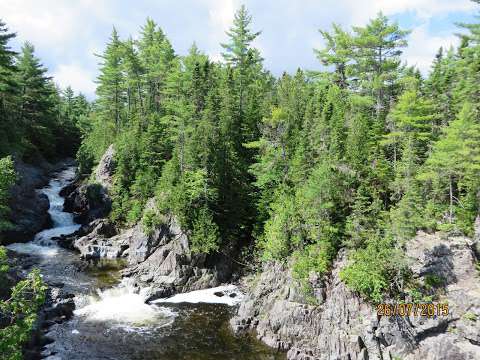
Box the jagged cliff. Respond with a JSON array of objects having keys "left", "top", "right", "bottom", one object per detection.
[{"left": 231, "top": 229, "right": 480, "bottom": 360}]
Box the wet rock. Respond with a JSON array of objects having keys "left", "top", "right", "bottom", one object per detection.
[
  {"left": 61, "top": 145, "right": 115, "bottom": 225},
  {"left": 0, "top": 157, "right": 75, "bottom": 244},
  {"left": 25, "top": 285, "right": 77, "bottom": 360},
  {"left": 1, "top": 159, "right": 51, "bottom": 244},
  {"left": 56, "top": 219, "right": 116, "bottom": 251},
  {"left": 144, "top": 287, "right": 173, "bottom": 303}
]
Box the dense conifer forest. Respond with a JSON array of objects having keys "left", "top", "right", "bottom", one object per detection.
[{"left": 1, "top": 1, "right": 480, "bottom": 357}]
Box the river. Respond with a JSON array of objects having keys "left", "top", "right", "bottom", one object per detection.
[{"left": 7, "top": 167, "right": 285, "bottom": 360}]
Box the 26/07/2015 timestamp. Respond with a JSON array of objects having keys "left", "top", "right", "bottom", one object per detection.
[{"left": 376, "top": 303, "right": 449, "bottom": 317}]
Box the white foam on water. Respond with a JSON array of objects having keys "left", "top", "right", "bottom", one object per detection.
[
  {"left": 74, "top": 284, "right": 177, "bottom": 327},
  {"left": 34, "top": 225, "right": 81, "bottom": 243},
  {"left": 6, "top": 242, "right": 59, "bottom": 257},
  {"left": 153, "top": 285, "right": 244, "bottom": 306}
]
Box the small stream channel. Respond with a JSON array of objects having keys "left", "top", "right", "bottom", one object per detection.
[{"left": 7, "top": 167, "right": 285, "bottom": 360}]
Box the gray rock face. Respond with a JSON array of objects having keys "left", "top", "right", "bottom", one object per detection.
[
  {"left": 95, "top": 144, "right": 115, "bottom": 190},
  {"left": 121, "top": 215, "right": 221, "bottom": 301},
  {"left": 62, "top": 145, "right": 115, "bottom": 224},
  {"left": 232, "top": 229, "right": 480, "bottom": 360},
  {"left": 72, "top": 219, "right": 125, "bottom": 260},
  {"left": 67, "top": 210, "right": 222, "bottom": 301},
  {"left": 63, "top": 183, "right": 111, "bottom": 224}
]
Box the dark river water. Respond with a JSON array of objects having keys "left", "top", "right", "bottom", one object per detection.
[{"left": 7, "top": 167, "right": 285, "bottom": 360}]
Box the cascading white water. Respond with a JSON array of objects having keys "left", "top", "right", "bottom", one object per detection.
[
  {"left": 74, "top": 278, "right": 176, "bottom": 327},
  {"left": 7, "top": 167, "right": 80, "bottom": 256},
  {"left": 154, "top": 285, "right": 244, "bottom": 306}
]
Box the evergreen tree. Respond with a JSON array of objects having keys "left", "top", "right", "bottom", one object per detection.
[
  {"left": 315, "top": 24, "right": 352, "bottom": 88},
  {"left": 0, "top": 20, "right": 19, "bottom": 156},
  {"left": 138, "top": 18, "right": 175, "bottom": 113},
  {"left": 352, "top": 13, "right": 409, "bottom": 119},
  {"left": 16, "top": 42, "right": 56, "bottom": 158},
  {"left": 382, "top": 87, "right": 435, "bottom": 167},
  {"left": 425, "top": 47, "right": 457, "bottom": 129},
  {"left": 96, "top": 28, "right": 125, "bottom": 132},
  {"left": 0, "top": 156, "right": 16, "bottom": 231},
  {"left": 419, "top": 102, "right": 480, "bottom": 231}
]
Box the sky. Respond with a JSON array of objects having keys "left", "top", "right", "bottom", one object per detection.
[{"left": 1, "top": 0, "right": 477, "bottom": 99}]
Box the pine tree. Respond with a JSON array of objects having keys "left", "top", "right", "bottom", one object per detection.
[
  {"left": 221, "top": 5, "right": 264, "bottom": 143},
  {"left": 382, "top": 87, "right": 435, "bottom": 167},
  {"left": 0, "top": 20, "right": 19, "bottom": 156},
  {"left": 315, "top": 24, "right": 352, "bottom": 88},
  {"left": 419, "top": 102, "right": 480, "bottom": 228},
  {"left": 352, "top": 13, "right": 409, "bottom": 119},
  {"left": 426, "top": 47, "right": 457, "bottom": 129},
  {"left": 16, "top": 42, "right": 56, "bottom": 157},
  {"left": 0, "top": 156, "right": 16, "bottom": 231},
  {"left": 96, "top": 28, "right": 125, "bottom": 132},
  {"left": 138, "top": 18, "right": 175, "bottom": 113},
  {"left": 221, "top": 5, "right": 261, "bottom": 70}
]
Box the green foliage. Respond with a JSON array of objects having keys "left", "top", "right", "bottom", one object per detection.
[
  {"left": 141, "top": 208, "right": 166, "bottom": 236},
  {"left": 190, "top": 206, "right": 219, "bottom": 253},
  {"left": 418, "top": 102, "right": 480, "bottom": 234},
  {"left": 463, "top": 312, "right": 478, "bottom": 322},
  {"left": 424, "top": 274, "right": 445, "bottom": 289},
  {"left": 340, "top": 233, "right": 409, "bottom": 303},
  {"left": 292, "top": 244, "right": 334, "bottom": 281},
  {"left": 0, "top": 247, "right": 47, "bottom": 359},
  {"left": 0, "top": 156, "right": 16, "bottom": 232},
  {"left": 77, "top": 11, "right": 271, "bottom": 255}
]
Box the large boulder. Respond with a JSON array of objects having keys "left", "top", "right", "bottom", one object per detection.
[
  {"left": 72, "top": 219, "right": 124, "bottom": 260},
  {"left": 66, "top": 199, "right": 224, "bottom": 301},
  {"left": 63, "top": 183, "right": 111, "bottom": 224},
  {"left": 62, "top": 145, "right": 115, "bottom": 225},
  {"left": 232, "top": 229, "right": 480, "bottom": 360}
]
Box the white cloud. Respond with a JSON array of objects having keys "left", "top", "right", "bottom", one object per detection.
[
  {"left": 0, "top": 0, "right": 476, "bottom": 96},
  {"left": 51, "top": 64, "right": 96, "bottom": 97},
  {"left": 0, "top": 1, "right": 107, "bottom": 48},
  {"left": 207, "top": 0, "right": 238, "bottom": 33},
  {"left": 402, "top": 24, "right": 459, "bottom": 74},
  {"left": 344, "top": 0, "right": 475, "bottom": 24}
]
